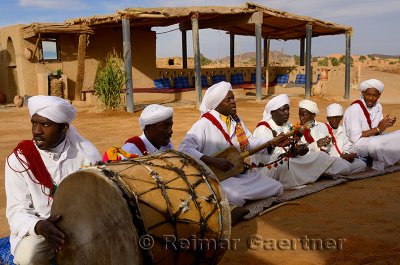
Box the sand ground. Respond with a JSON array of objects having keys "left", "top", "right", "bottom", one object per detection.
[{"left": 0, "top": 68, "right": 399, "bottom": 264}]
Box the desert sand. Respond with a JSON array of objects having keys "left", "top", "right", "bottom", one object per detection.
[{"left": 0, "top": 68, "right": 399, "bottom": 264}]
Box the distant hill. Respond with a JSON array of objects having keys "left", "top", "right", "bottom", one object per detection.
[
  {"left": 368, "top": 54, "right": 400, "bottom": 59},
  {"left": 219, "top": 50, "right": 293, "bottom": 62}
]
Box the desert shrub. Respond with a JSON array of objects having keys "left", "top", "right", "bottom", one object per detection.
[
  {"left": 318, "top": 57, "right": 329, "bottom": 66},
  {"left": 359, "top": 55, "right": 366, "bottom": 61},
  {"left": 200, "top": 53, "right": 212, "bottom": 66},
  {"left": 94, "top": 52, "right": 125, "bottom": 109},
  {"left": 330, "top": 57, "right": 339, "bottom": 66}
]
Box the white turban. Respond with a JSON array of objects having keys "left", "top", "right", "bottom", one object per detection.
[
  {"left": 28, "top": 95, "right": 76, "bottom": 124},
  {"left": 139, "top": 104, "right": 174, "bottom": 130},
  {"left": 28, "top": 95, "right": 101, "bottom": 163},
  {"left": 359, "top": 79, "right": 384, "bottom": 93},
  {"left": 299, "top": 99, "right": 319, "bottom": 115},
  {"left": 263, "top": 94, "right": 290, "bottom": 121},
  {"left": 199, "top": 81, "right": 232, "bottom": 114},
  {"left": 326, "top": 103, "right": 343, "bottom": 117}
]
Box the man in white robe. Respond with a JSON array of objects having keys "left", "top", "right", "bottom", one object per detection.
[
  {"left": 343, "top": 79, "right": 400, "bottom": 170},
  {"left": 324, "top": 103, "right": 366, "bottom": 173},
  {"left": 297, "top": 99, "right": 351, "bottom": 175},
  {"left": 252, "top": 95, "right": 349, "bottom": 189},
  {"left": 179, "top": 81, "right": 283, "bottom": 224},
  {"left": 5, "top": 96, "right": 101, "bottom": 265},
  {"left": 121, "top": 104, "right": 174, "bottom": 156}
]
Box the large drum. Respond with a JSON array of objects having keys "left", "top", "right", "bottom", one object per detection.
[{"left": 51, "top": 150, "right": 231, "bottom": 265}]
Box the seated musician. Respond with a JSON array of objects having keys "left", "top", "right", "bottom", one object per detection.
[
  {"left": 121, "top": 104, "right": 174, "bottom": 156},
  {"left": 343, "top": 79, "right": 400, "bottom": 170},
  {"left": 5, "top": 96, "right": 101, "bottom": 265},
  {"left": 324, "top": 103, "right": 366, "bottom": 173},
  {"left": 179, "top": 81, "right": 283, "bottom": 225},
  {"left": 297, "top": 99, "right": 351, "bottom": 175},
  {"left": 252, "top": 94, "right": 349, "bottom": 189}
]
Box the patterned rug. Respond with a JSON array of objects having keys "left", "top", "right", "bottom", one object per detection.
[{"left": 243, "top": 164, "right": 400, "bottom": 220}]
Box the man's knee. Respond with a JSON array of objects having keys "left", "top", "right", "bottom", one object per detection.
[{"left": 14, "top": 235, "right": 54, "bottom": 265}]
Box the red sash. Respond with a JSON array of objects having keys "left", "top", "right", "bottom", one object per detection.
[
  {"left": 303, "top": 128, "right": 315, "bottom": 144},
  {"left": 201, "top": 112, "right": 233, "bottom": 146},
  {"left": 125, "top": 136, "right": 149, "bottom": 156},
  {"left": 324, "top": 123, "right": 342, "bottom": 155},
  {"left": 351, "top": 100, "right": 372, "bottom": 129},
  {"left": 256, "top": 121, "right": 277, "bottom": 137},
  {"left": 9, "top": 140, "right": 55, "bottom": 198}
]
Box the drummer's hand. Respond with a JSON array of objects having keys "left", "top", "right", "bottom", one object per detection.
[
  {"left": 35, "top": 214, "right": 65, "bottom": 252},
  {"left": 201, "top": 155, "right": 234, "bottom": 171}
]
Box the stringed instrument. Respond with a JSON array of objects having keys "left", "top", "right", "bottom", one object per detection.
[{"left": 207, "top": 121, "right": 314, "bottom": 181}]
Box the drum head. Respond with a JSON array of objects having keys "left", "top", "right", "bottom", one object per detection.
[{"left": 52, "top": 169, "right": 141, "bottom": 265}]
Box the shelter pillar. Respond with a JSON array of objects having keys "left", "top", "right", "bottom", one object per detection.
[
  {"left": 75, "top": 33, "right": 86, "bottom": 101},
  {"left": 255, "top": 22, "right": 262, "bottom": 101},
  {"left": 305, "top": 24, "right": 312, "bottom": 99},
  {"left": 300, "top": 37, "right": 305, "bottom": 66},
  {"left": 181, "top": 30, "right": 188, "bottom": 69},
  {"left": 230, "top": 34, "right": 235, "bottom": 68},
  {"left": 122, "top": 18, "right": 134, "bottom": 113},
  {"left": 191, "top": 14, "right": 202, "bottom": 107},
  {"left": 344, "top": 33, "right": 351, "bottom": 99},
  {"left": 264, "top": 37, "right": 270, "bottom": 94}
]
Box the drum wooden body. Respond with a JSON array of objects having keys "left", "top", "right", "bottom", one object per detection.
[{"left": 52, "top": 150, "right": 231, "bottom": 265}]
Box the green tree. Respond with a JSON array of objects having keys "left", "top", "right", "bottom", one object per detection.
[
  {"left": 94, "top": 51, "right": 125, "bottom": 109},
  {"left": 330, "top": 57, "right": 339, "bottom": 66},
  {"left": 318, "top": 57, "right": 329, "bottom": 66},
  {"left": 359, "top": 55, "right": 366, "bottom": 61},
  {"left": 339, "top": 55, "right": 353, "bottom": 65},
  {"left": 200, "top": 53, "right": 212, "bottom": 66}
]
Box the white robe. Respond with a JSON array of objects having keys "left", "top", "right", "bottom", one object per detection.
[
  {"left": 122, "top": 133, "right": 173, "bottom": 156},
  {"left": 324, "top": 125, "right": 366, "bottom": 173},
  {"left": 252, "top": 119, "right": 347, "bottom": 189},
  {"left": 343, "top": 99, "right": 400, "bottom": 170},
  {"left": 5, "top": 138, "right": 100, "bottom": 255},
  {"left": 179, "top": 110, "right": 283, "bottom": 206}
]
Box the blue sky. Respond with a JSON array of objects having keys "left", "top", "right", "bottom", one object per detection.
[{"left": 1, "top": 0, "right": 399, "bottom": 59}]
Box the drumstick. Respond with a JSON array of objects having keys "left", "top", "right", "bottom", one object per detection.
[{"left": 258, "top": 201, "right": 300, "bottom": 216}]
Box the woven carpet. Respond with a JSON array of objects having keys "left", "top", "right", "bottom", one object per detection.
[{"left": 243, "top": 164, "right": 400, "bottom": 220}]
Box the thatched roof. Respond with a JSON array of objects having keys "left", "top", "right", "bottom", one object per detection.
[{"left": 64, "top": 2, "right": 351, "bottom": 40}]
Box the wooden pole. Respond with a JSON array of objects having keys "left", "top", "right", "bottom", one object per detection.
[
  {"left": 75, "top": 33, "right": 87, "bottom": 101},
  {"left": 344, "top": 33, "right": 351, "bottom": 99},
  {"left": 191, "top": 14, "right": 202, "bottom": 107},
  {"left": 255, "top": 22, "right": 262, "bottom": 101},
  {"left": 300, "top": 37, "right": 305, "bottom": 66},
  {"left": 181, "top": 30, "right": 187, "bottom": 69},
  {"left": 305, "top": 24, "right": 312, "bottom": 99},
  {"left": 230, "top": 34, "right": 235, "bottom": 68},
  {"left": 122, "top": 18, "right": 134, "bottom": 113},
  {"left": 264, "top": 37, "right": 270, "bottom": 94}
]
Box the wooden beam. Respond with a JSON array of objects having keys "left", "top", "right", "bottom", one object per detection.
[
  {"left": 179, "top": 11, "right": 263, "bottom": 31},
  {"left": 122, "top": 18, "right": 134, "bottom": 113},
  {"left": 75, "top": 33, "right": 87, "bottom": 101},
  {"left": 305, "top": 24, "right": 312, "bottom": 99},
  {"left": 255, "top": 22, "right": 262, "bottom": 102},
  {"left": 191, "top": 14, "right": 202, "bottom": 107},
  {"left": 344, "top": 33, "right": 351, "bottom": 99}
]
